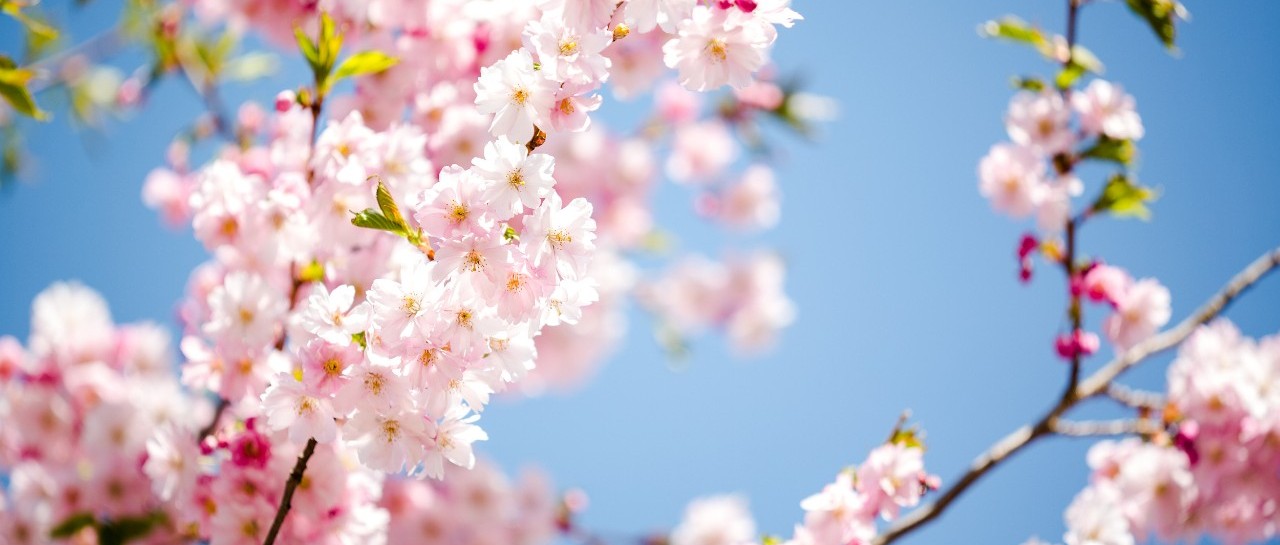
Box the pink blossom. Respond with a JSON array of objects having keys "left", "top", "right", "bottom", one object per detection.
[
  {"left": 1006, "top": 90, "right": 1074, "bottom": 155},
  {"left": 474, "top": 49, "right": 557, "bottom": 143},
  {"left": 671, "top": 495, "right": 757, "bottom": 545},
  {"left": 667, "top": 120, "right": 738, "bottom": 183},
  {"left": 1103, "top": 278, "right": 1171, "bottom": 350},
  {"left": 978, "top": 143, "right": 1048, "bottom": 219},
  {"left": 261, "top": 375, "right": 339, "bottom": 444},
  {"left": 663, "top": 6, "right": 772, "bottom": 91},
  {"left": 1072, "top": 80, "right": 1145, "bottom": 141},
  {"left": 1082, "top": 265, "right": 1133, "bottom": 306}
]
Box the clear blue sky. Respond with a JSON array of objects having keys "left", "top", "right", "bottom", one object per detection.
[{"left": 2, "top": 2, "right": 1278, "bottom": 545}]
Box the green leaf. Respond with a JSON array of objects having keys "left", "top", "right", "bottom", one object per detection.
[
  {"left": 350, "top": 209, "right": 407, "bottom": 235},
  {"left": 331, "top": 51, "right": 398, "bottom": 83},
  {"left": 1126, "top": 0, "right": 1185, "bottom": 49},
  {"left": 502, "top": 224, "right": 519, "bottom": 242},
  {"left": 97, "top": 512, "right": 167, "bottom": 545},
  {"left": 351, "top": 331, "right": 367, "bottom": 349},
  {"left": 1055, "top": 64, "right": 1086, "bottom": 89},
  {"left": 1082, "top": 137, "right": 1137, "bottom": 165},
  {"left": 1092, "top": 174, "right": 1157, "bottom": 220},
  {"left": 374, "top": 180, "right": 407, "bottom": 228},
  {"left": 890, "top": 428, "right": 925, "bottom": 450},
  {"left": 1056, "top": 46, "right": 1105, "bottom": 89},
  {"left": 50, "top": 513, "right": 97, "bottom": 539},
  {"left": 1011, "top": 76, "right": 1046, "bottom": 92},
  {"left": 319, "top": 11, "right": 338, "bottom": 63},
  {"left": 294, "top": 26, "right": 320, "bottom": 68},
  {"left": 0, "top": 58, "right": 49, "bottom": 120},
  {"left": 2, "top": 3, "right": 59, "bottom": 42},
  {"left": 979, "top": 17, "right": 1049, "bottom": 49}
]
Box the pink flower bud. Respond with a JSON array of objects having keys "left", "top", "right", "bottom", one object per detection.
[
  {"left": 1019, "top": 258, "right": 1033, "bottom": 283},
  {"left": 736, "top": 0, "right": 759, "bottom": 12},
  {"left": 1055, "top": 330, "right": 1100, "bottom": 359},
  {"left": 274, "top": 90, "right": 296, "bottom": 112},
  {"left": 1017, "top": 233, "right": 1039, "bottom": 258}
]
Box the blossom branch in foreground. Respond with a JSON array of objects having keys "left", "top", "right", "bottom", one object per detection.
[
  {"left": 872, "top": 244, "right": 1280, "bottom": 545},
  {"left": 261, "top": 437, "right": 318, "bottom": 545}
]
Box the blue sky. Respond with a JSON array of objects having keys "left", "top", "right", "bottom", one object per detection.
[{"left": 2, "top": 2, "right": 1279, "bottom": 545}]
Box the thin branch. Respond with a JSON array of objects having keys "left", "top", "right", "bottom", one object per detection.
[
  {"left": 872, "top": 245, "right": 1280, "bottom": 545},
  {"left": 197, "top": 397, "right": 230, "bottom": 440},
  {"left": 1076, "top": 245, "right": 1280, "bottom": 399},
  {"left": 1104, "top": 383, "right": 1164, "bottom": 411},
  {"left": 1051, "top": 418, "right": 1154, "bottom": 437},
  {"left": 262, "top": 437, "right": 317, "bottom": 545}
]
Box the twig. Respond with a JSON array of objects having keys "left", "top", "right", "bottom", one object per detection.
[
  {"left": 261, "top": 437, "right": 318, "bottom": 545},
  {"left": 1051, "top": 418, "right": 1154, "bottom": 437},
  {"left": 197, "top": 397, "right": 230, "bottom": 440},
  {"left": 872, "top": 245, "right": 1280, "bottom": 545},
  {"left": 1104, "top": 383, "right": 1164, "bottom": 411}
]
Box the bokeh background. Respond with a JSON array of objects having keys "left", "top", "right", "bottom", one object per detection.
[{"left": 2, "top": 1, "right": 1279, "bottom": 544}]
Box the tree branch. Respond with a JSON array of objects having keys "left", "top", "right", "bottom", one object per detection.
[
  {"left": 262, "top": 437, "right": 317, "bottom": 545},
  {"left": 872, "top": 244, "right": 1280, "bottom": 545},
  {"left": 197, "top": 397, "right": 230, "bottom": 440},
  {"left": 1104, "top": 383, "right": 1164, "bottom": 411},
  {"left": 1050, "top": 418, "right": 1154, "bottom": 437},
  {"left": 1076, "top": 245, "right": 1280, "bottom": 399}
]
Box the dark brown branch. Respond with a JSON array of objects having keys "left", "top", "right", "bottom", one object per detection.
[{"left": 262, "top": 437, "right": 318, "bottom": 545}]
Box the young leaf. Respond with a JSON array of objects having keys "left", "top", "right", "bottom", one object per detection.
[
  {"left": 979, "top": 17, "right": 1048, "bottom": 49},
  {"left": 331, "top": 51, "right": 399, "bottom": 83},
  {"left": 374, "top": 180, "right": 407, "bottom": 228},
  {"left": 294, "top": 26, "right": 320, "bottom": 69},
  {"left": 1126, "top": 0, "right": 1186, "bottom": 50},
  {"left": 50, "top": 513, "right": 97, "bottom": 539},
  {"left": 1081, "top": 137, "right": 1137, "bottom": 165},
  {"left": 1056, "top": 46, "right": 1104, "bottom": 89},
  {"left": 0, "top": 58, "right": 49, "bottom": 120},
  {"left": 890, "top": 428, "right": 925, "bottom": 450},
  {"left": 351, "top": 209, "right": 408, "bottom": 235},
  {"left": 1091, "top": 174, "right": 1157, "bottom": 220},
  {"left": 2, "top": 3, "right": 60, "bottom": 42},
  {"left": 97, "top": 512, "right": 168, "bottom": 545},
  {"left": 1011, "top": 76, "right": 1046, "bottom": 92}
]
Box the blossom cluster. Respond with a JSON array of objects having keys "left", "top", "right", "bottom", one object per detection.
[
  {"left": 669, "top": 438, "right": 937, "bottom": 545},
  {"left": 10, "top": 0, "right": 813, "bottom": 542},
  {"left": 0, "top": 283, "right": 202, "bottom": 543},
  {"left": 639, "top": 251, "right": 794, "bottom": 354},
  {"left": 1064, "top": 263, "right": 1172, "bottom": 357},
  {"left": 0, "top": 282, "right": 570, "bottom": 545},
  {"left": 1028, "top": 319, "right": 1280, "bottom": 545},
  {"left": 979, "top": 79, "right": 1143, "bottom": 233}
]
